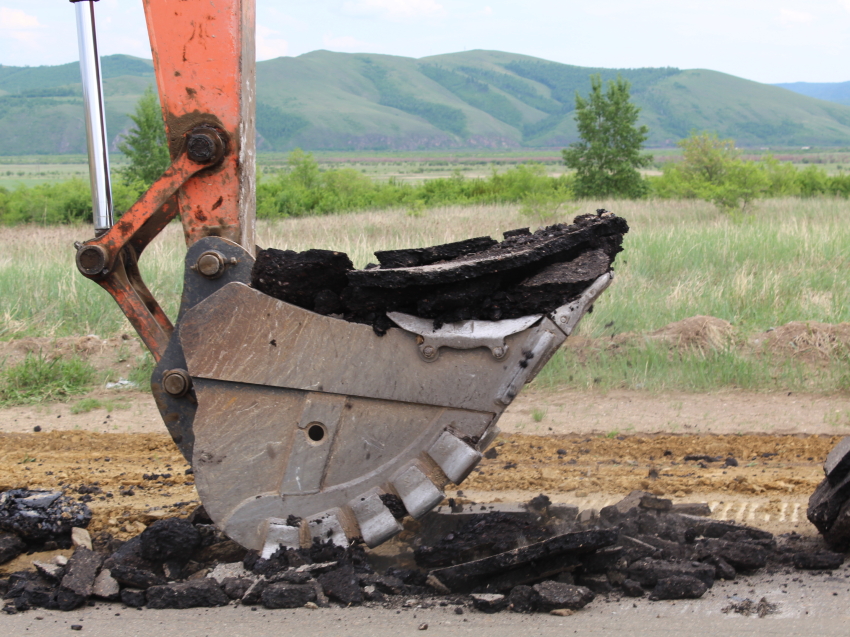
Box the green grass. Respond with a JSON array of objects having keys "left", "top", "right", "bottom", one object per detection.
[
  {"left": 532, "top": 341, "right": 848, "bottom": 394},
  {"left": 0, "top": 197, "right": 847, "bottom": 395},
  {"left": 70, "top": 397, "right": 129, "bottom": 414},
  {"left": 0, "top": 353, "right": 96, "bottom": 405},
  {"left": 128, "top": 352, "right": 156, "bottom": 389}
]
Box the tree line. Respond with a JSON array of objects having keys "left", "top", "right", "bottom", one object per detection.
[{"left": 1, "top": 78, "right": 849, "bottom": 226}]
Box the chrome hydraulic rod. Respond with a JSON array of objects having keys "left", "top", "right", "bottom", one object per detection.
[{"left": 72, "top": 0, "right": 113, "bottom": 233}]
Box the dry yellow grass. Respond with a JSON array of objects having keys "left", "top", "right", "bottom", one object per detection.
[{"left": 1, "top": 197, "right": 848, "bottom": 342}]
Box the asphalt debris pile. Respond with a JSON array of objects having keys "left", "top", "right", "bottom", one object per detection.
[
  {"left": 2, "top": 489, "right": 843, "bottom": 616},
  {"left": 0, "top": 489, "right": 91, "bottom": 552},
  {"left": 808, "top": 436, "right": 850, "bottom": 549},
  {"left": 251, "top": 212, "right": 628, "bottom": 333},
  {"left": 412, "top": 490, "right": 843, "bottom": 613}
]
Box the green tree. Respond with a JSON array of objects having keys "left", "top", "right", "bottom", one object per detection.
[
  {"left": 562, "top": 74, "right": 652, "bottom": 199},
  {"left": 117, "top": 86, "right": 170, "bottom": 187},
  {"left": 659, "top": 132, "right": 767, "bottom": 212}
]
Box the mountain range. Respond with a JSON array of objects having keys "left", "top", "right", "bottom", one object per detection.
[{"left": 1, "top": 51, "right": 849, "bottom": 155}]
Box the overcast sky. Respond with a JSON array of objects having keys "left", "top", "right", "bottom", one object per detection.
[{"left": 0, "top": 0, "right": 848, "bottom": 84}]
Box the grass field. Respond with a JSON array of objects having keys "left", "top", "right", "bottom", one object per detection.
[
  {"left": 1, "top": 197, "right": 848, "bottom": 394},
  {"left": 2, "top": 148, "right": 847, "bottom": 190}
]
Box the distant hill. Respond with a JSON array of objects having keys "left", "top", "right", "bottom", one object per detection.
[
  {"left": 774, "top": 81, "right": 850, "bottom": 107},
  {"left": 3, "top": 51, "right": 850, "bottom": 155}
]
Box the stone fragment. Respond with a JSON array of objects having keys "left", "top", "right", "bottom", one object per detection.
[
  {"left": 822, "top": 496, "right": 850, "bottom": 550},
  {"left": 425, "top": 574, "right": 450, "bottom": 594},
  {"left": 793, "top": 551, "right": 844, "bottom": 570},
  {"left": 317, "top": 564, "right": 362, "bottom": 605},
  {"left": 806, "top": 475, "right": 850, "bottom": 533},
  {"left": 550, "top": 608, "right": 574, "bottom": 616},
  {"left": 268, "top": 569, "right": 313, "bottom": 585},
  {"left": 120, "top": 588, "right": 146, "bottom": 608},
  {"left": 635, "top": 535, "right": 690, "bottom": 561},
  {"left": 71, "top": 528, "right": 92, "bottom": 551},
  {"left": 140, "top": 519, "right": 201, "bottom": 563},
  {"left": 626, "top": 558, "right": 714, "bottom": 588},
  {"left": 375, "top": 237, "right": 498, "bottom": 269},
  {"left": 360, "top": 573, "right": 405, "bottom": 595},
  {"left": 261, "top": 582, "right": 317, "bottom": 609},
  {"left": 145, "top": 579, "right": 229, "bottom": 609},
  {"left": 577, "top": 509, "right": 598, "bottom": 524},
  {"left": 639, "top": 495, "right": 672, "bottom": 511},
  {"left": 579, "top": 573, "right": 612, "bottom": 594},
  {"left": 670, "top": 503, "right": 711, "bottom": 517},
  {"left": 241, "top": 578, "right": 267, "bottom": 605},
  {"left": 222, "top": 577, "right": 253, "bottom": 600},
  {"left": 208, "top": 562, "right": 252, "bottom": 583},
  {"left": 507, "top": 585, "right": 539, "bottom": 613},
  {"left": 825, "top": 437, "right": 850, "bottom": 484},
  {"left": 599, "top": 491, "right": 650, "bottom": 521},
  {"left": 109, "top": 565, "right": 166, "bottom": 589},
  {"left": 580, "top": 546, "right": 625, "bottom": 573},
  {"left": 677, "top": 515, "right": 773, "bottom": 541},
  {"left": 532, "top": 581, "right": 595, "bottom": 611},
  {"left": 703, "top": 556, "right": 736, "bottom": 581},
  {"left": 650, "top": 576, "right": 707, "bottom": 600},
  {"left": 430, "top": 528, "right": 618, "bottom": 592},
  {"left": 621, "top": 579, "right": 644, "bottom": 597},
  {"left": 102, "top": 537, "right": 149, "bottom": 571},
  {"left": 91, "top": 570, "right": 120, "bottom": 601},
  {"left": 0, "top": 532, "right": 25, "bottom": 565},
  {"left": 58, "top": 548, "right": 104, "bottom": 610},
  {"left": 8, "top": 581, "right": 54, "bottom": 611},
  {"left": 695, "top": 539, "right": 768, "bottom": 571},
  {"left": 362, "top": 585, "right": 384, "bottom": 601},
  {"left": 33, "top": 560, "right": 65, "bottom": 584},
  {"left": 470, "top": 593, "right": 508, "bottom": 613},
  {"left": 619, "top": 536, "right": 658, "bottom": 563},
  {"left": 193, "top": 539, "right": 248, "bottom": 565}
]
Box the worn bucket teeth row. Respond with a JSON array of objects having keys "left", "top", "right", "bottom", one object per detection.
[{"left": 260, "top": 429, "right": 487, "bottom": 554}]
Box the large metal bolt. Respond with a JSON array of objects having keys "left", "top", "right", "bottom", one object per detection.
[
  {"left": 163, "top": 369, "right": 192, "bottom": 397},
  {"left": 75, "top": 244, "right": 108, "bottom": 277},
  {"left": 492, "top": 346, "right": 506, "bottom": 359},
  {"left": 196, "top": 250, "right": 226, "bottom": 279},
  {"left": 421, "top": 345, "right": 437, "bottom": 360},
  {"left": 186, "top": 128, "right": 224, "bottom": 164}
]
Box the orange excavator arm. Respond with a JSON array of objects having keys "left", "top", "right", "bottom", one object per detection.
[{"left": 72, "top": 0, "right": 257, "bottom": 362}]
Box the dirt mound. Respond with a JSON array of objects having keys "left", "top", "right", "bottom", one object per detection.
[
  {"left": 762, "top": 322, "right": 850, "bottom": 365},
  {"left": 645, "top": 316, "right": 735, "bottom": 350}
]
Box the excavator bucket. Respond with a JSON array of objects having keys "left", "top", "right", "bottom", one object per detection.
[{"left": 70, "top": 0, "right": 627, "bottom": 556}]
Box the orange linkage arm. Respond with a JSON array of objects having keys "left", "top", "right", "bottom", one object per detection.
[
  {"left": 144, "top": 0, "right": 256, "bottom": 251},
  {"left": 75, "top": 0, "right": 256, "bottom": 362}
]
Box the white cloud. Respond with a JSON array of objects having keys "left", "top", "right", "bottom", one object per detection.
[
  {"left": 256, "top": 25, "right": 289, "bottom": 60},
  {"left": 0, "top": 7, "right": 40, "bottom": 29},
  {"left": 841, "top": 0, "right": 850, "bottom": 11},
  {"left": 778, "top": 8, "right": 814, "bottom": 24},
  {"left": 342, "top": 0, "right": 445, "bottom": 21},
  {"left": 322, "top": 32, "right": 372, "bottom": 51},
  {"left": 0, "top": 7, "right": 43, "bottom": 43}
]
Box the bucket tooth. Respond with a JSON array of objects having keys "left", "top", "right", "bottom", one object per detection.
[
  {"left": 428, "top": 431, "right": 482, "bottom": 484},
  {"left": 306, "top": 510, "right": 348, "bottom": 546},
  {"left": 393, "top": 466, "right": 445, "bottom": 519},
  {"left": 349, "top": 491, "right": 403, "bottom": 548},
  {"left": 261, "top": 519, "right": 301, "bottom": 558}
]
